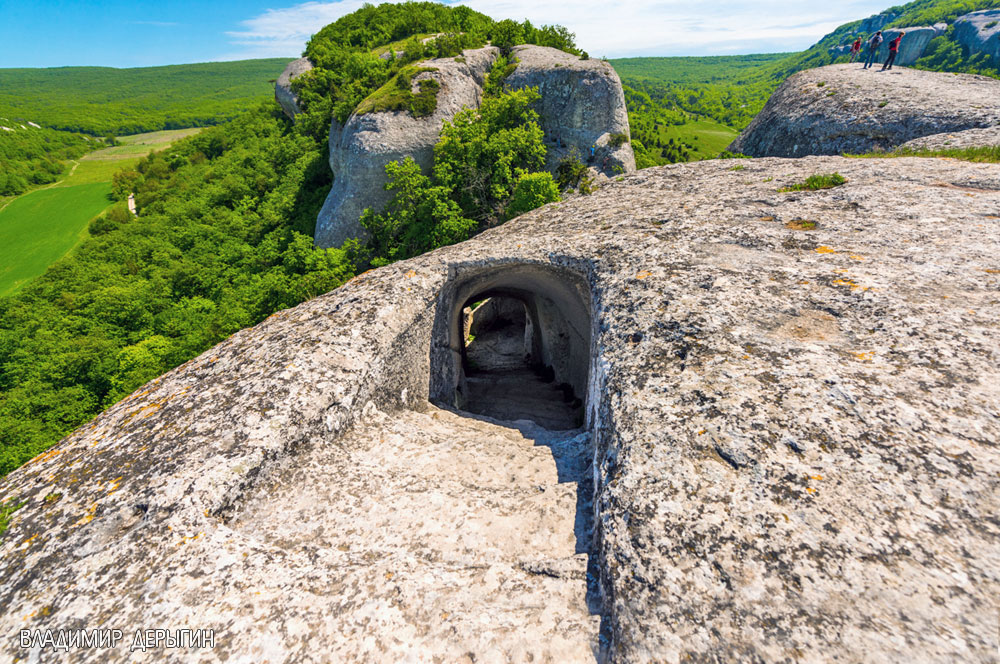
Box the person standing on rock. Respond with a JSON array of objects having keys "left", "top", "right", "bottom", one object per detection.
[
  {"left": 863, "top": 30, "right": 883, "bottom": 69},
  {"left": 881, "top": 32, "right": 904, "bottom": 71},
  {"left": 850, "top": 38, "right": 862, "bottom": 63}
]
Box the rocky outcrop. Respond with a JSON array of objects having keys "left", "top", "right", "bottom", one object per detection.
[
  {"left": 899, "top": 125, "right": 1000, "bottom": 150},
  {"left": 315, "top": 46, "right": 499, "bottom": 248},
  {"left": 729, "top": 64, "right": 1000, "bottom": 157},
  {"left": 313, "top": 44, "right": 636, "bottom": 249},
  {"left": 507, "top": 45, "right": 635, "bottom": 175},
  {"left": 954, "top": 9, "right": 1000, "bottom": 62},
  {"left": 2, "top": 154, "right": 999, "bottom": 662},
  {"left": 875, "top": 25, "right": 946, "bottom": 65},
  {"left": 274, "top": 57, "right": 313, "bottom": 120}
]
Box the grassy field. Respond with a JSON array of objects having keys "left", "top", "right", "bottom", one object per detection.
[
  {"left": 659, "top": 119, "right": 739, "bottom": 160},
  {"left": 0, "top": 128, "right": 200, "bottom": 295}
]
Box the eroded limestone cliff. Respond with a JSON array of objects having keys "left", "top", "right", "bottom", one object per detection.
[
  {"left": 729, "top": 64, "right": 1000, "bottom": 157},
  {"left": 311, "top": 44, "right": 636, "bottom": 249},
  {"left": 1, "top": 154, "right": 998, "bottom": 663}
]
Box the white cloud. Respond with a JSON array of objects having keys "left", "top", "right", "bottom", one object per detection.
[{"left": 222, "top": 0, "right": 891, "bottom": 60}]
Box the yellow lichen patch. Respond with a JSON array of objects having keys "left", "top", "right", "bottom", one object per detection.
[
  {"left": 21, "top": 534, "right": 38, "bottom": 548},
  {"left": 384, "top": 571, "right": 395, "bottom": 580},
  {"left": 833, "top": 268, "right": 850, "bottom": 275},
  {"left": 635, "top": 271, "right": 652, "bottom": 280},
  {"left": 849, "top": 255, "right": 866, "bottom": 261},
  {"left": 73, "top": 503, "right": 98, "bottom": 527},
  {"left": 405, "top": 270, "right": 416, "bottom": 279},
  {"left": 697, "top": 429, "right": 707, "bottom": 436},
  {"left": 984, "top": 269, "right": 1000, "bottom": 275},
  {"left": 759, "top": 216, "right": 775, "bottom": 222},
  {"left": 176, "top": 532, "right": 203, "bottom": 546},
  {"left": 28, "top": 447, "right": 63, "bottom": 466},
  {"left": 854, "top": 352, "right": 874, "bottom": 362},
  {"left": 810, "top": 475, "right": 824, "bottom": 481},
  {"left": 833, "top": 278, "right": 869, "bottom": 293},
  {"left": 815, "top": 246, "right": 836, "bottom": 254},
  {"left": 806, "top": 487, "right": 816, "bottom": 494},
  {"left": 106, "top": 477, "right": 123, "bottom": 495}
]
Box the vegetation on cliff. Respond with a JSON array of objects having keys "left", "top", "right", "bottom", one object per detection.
[{"left": 291, "top": 2, "right": 580, "bottom": 140}]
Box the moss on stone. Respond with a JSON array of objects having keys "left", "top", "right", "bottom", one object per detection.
[{"left": 355, "top": 66, "right": 441, "bottom": 118}]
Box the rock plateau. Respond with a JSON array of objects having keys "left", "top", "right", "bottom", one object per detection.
[
  {"left": 2, "top": 153, "right": 998, "bottom": 663},
  {"left": 729, "top": 64, "right": 1000, "bottom": 157}
]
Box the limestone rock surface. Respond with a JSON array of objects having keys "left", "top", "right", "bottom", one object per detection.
[
  {"left": 954, "top": 9, "right": 1000, "bottom": 61},
  {"left": 899, "top": 125, "right": 1000, "bottom": 150},
  {"left": 506, "top": 45, "right": 635, "bottom": 176},
  {"left": 315, "top": 46, "right": 499, "bottom": 248},
  {"left": 1, "top": 156, "right": 998, "bottom": 663},
  {"left": 874, "top": 26, "right": 946, "bottom": 65},
  {"left": 275, "top": 57, "right": 313, "bottom": 120},
  {"left": 729, "top": 64, "right": 1000, "bottom": 157},
  {"left": 314, "top": 44, "right": 636, "bottom": 248}
]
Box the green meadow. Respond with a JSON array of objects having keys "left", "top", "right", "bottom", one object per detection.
[{"left": 0, "top": 128, "right": 200, "bottom": 295}]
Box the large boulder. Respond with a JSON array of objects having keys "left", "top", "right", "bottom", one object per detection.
[
  {"left": 315, "top": 47, "right": 499, "bottom": 248},
  {"left": 506, "top": 45, "right": 635, "bottom": 176},
  {"left": 275, "top": 57, "right": 313, "bottom": 120},
  {"left": 314, "top": 44, "right": 637, "bottom": 249},
  {"left": 1, "top": 155, "right": 998, "bottom": 662},
  {"left": 954, "top": 9, "right": 1000, "bottom": 62},
  {"left": 729, "top": 64, "right": 1000, "bottom": 157},
  {"left": 874, "top": 26, "right": 946, "bottom": 65},
  {"left": 899, "top": 125, "right": 1000, "bottom": 150}
]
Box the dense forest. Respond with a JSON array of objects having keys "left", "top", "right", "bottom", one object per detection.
[
  {"left": 0, "top": 2, "right": 580, "bottom": 476},
  {"left": 0, "top": 123, "right": 94, "bottom": 196},
  {"left": 0, "top": 59, "right": 288, "bottom": 136}
]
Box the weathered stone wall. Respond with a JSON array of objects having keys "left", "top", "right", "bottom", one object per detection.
[
  {"left": 729, "top": 64, "right": 1000, "bottom": 157},
  {"left": 955, "top": 9, "right": 1000, "bottom": 62},
  {"left": 275, "top": 57, "right": 313, "bottom": 120},
  {"left": 315, "top": 47, "right": 499, "bottom": 249},
  {"left": 2, "top": 156, "right": 998, "bottom": 662},
  {"left": 313, "top": 44, "right": 636, "bottom": 249}
]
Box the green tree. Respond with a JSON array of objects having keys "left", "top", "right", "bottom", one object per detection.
[
  {"left": 360, "top": 157, "right": 476, "bottom": 266},
  {"left": 433, "top": 86, "right": 546, "bottom": 223},
  {"left": 505, "top": 171, "right": 561, "bottom": 220}
]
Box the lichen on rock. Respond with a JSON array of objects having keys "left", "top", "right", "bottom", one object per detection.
[
  {"left": 729, "top": 64, "right": 1000, "bottom": 157},
  {"left": 1, "top": 154, "right": 998, "bottom": 662}
]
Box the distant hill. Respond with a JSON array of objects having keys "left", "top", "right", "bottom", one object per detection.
[{"left": 0, "top": 58, "right": 291, "bottom": 136}]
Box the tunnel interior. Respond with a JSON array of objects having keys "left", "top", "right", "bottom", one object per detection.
[{"left": 430, "top": 264, "right": 593, "bottom": 431}]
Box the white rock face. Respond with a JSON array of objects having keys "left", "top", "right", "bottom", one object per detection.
[
  {"left": 314, "top": 44, "right": 637, "bottom": 249},
  {"left": 1, "top": 155, "right": 998, "bottom": 662},
  {"left": 507, "top": 45, "right": 635, "bottom": 176},
  {"left": 729, "top": 64, "right": 1000, "bottom": 157},
  {"left": 275, "top": 57, "right": 314, "bottom": 120},
  {"left": 874, "top": 25, "right": 946, "bottom": 65},
  {"left": 954, "top": 9, "right": 1000, "bottom": 62},
  {"left": 900, "top": 125, "right": 1000, "bottom": 150},
  {"left": 315, "top": 46, "right": 499, "bottom": 249}
]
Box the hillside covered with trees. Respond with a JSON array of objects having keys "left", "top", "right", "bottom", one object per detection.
[
  {"left": 0, "top": 3, "right": 583, "bottom": 476},
  {"left": 0, "top": 122, "right": 93, "bottom": 196},
  {"left": 0, "top": 59, "right": 289, "bottom": 136}
]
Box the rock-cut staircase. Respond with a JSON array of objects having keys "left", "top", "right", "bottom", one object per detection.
[{"left": 233, "top": 405, "right": 601, "bottom": 662}]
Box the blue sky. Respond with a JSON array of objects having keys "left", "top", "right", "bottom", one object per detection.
[{"left": 0, "top": 0, "right": 894, "bottom": 68}]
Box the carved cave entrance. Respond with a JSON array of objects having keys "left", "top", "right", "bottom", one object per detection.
[{"left": 430, "top": 263, "right": 593, "bottom": 430}]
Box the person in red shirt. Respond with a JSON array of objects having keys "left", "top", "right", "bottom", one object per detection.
[
  {"left": 850, "top": 37, "right": 863, "bottom": 63},
  {"left": 881, "top": 32, "right": 905, "bottom": 71}
]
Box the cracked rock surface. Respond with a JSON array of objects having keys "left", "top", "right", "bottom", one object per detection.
[
  {"left": 730, "top": 64, "right": 1000, "bottom": 157},
  {"left": 1, "top": 155, "right": 998, "bottom": 662}
]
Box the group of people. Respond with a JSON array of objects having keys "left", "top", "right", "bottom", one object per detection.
[{"left": 848, "top": 30, "right": 905, "bottom": 71}]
